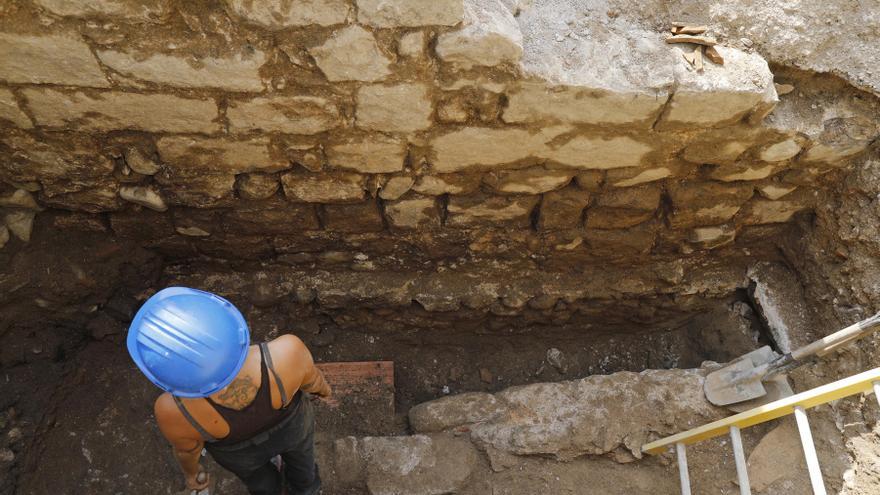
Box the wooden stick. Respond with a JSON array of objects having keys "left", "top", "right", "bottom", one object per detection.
[{"left": 665, "top": 35, "right": 717, "bottom": 46}]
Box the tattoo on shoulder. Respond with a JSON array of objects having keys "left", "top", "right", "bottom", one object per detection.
[{"left": 216, "top": 375, "right": 257, "bottom": 409}]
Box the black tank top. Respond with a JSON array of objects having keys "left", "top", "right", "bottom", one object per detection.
[{"left": 173, "top": 343, "right": 296, "bottom": 446}]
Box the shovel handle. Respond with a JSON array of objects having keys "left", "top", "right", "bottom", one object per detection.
[{"left": 791, "top": 312, "right": 880, "bottom": 361}]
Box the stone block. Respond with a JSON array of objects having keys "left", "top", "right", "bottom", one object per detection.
[
  {"left": 357, "top": 0, "right": 463, "bottom": 27},
  {"left": 756, "top": 183, "right": 797, "bottom": 200},
  {"left": 430, "top": 126, "right": 562, "bottom": 173},
  {"left": 98, "top": 48, "right": 265, "bottom": 92},
  {"left": 447, "top": 193, "right": 539, "bottom": 227},
  {"left": 118, "top": 185, "right": 167, "bottom": 212},
  {"left": 660, "top": 47, "right": 776, "bottom": 128},
  {"left": 541, "top": 136, "right": 651, "bottom": 170},
  {"left": 0, "top": 32, "right": 109, "bottom": 87},
  {"left": 157, "top": 137, "right": 283, "bottom": 175},
  {"left": 738, "top": 197, "right": 812, "bottom": 225},
  {"left": 322, "top": 200, "right": 384, "bottom": 233},
  {"left": 538, "top": 187, "right": 589, "bottom": 231},
  {"left": 409, "top": 392, "right": 506, "bottom": 433},
  {"left": 709, "top": 162, "right": 777, "bottom": 182},
  {"left": 124, "top": 147, "right": 160, "bottom": 175},
  {"left": 606, "top": 166, "right": 675, "bottom": 188},
  {"left": 0, "top": 89, "right": 32, "bottom": 128},
  {"left": 225, "top": 0, "right": 350, "bottom": 28},
  {"left": 759, "top": 139, "right": 802, "bottom": 162},
  {"left": 39, "top": 184, "right": 122, "bottom": 213},
  {"left": 1, "top": 133, "right": 114, "bottom": 185},
  {"left": 356, "top": 84, "right": 432, "bottom": 133},
  {"left": 281, "top": 172, "right": 365, "bottom": 203},
  {"left": 156, "top": 173, "right": 236, "bottom": 208},
  {"left": 384, "top": 195, "right": 439, "bottom": 229},
  {"left": 4, "top": 210, "right": 35, "bottom": 242},
  {"left": 398, "top": 31, "right": 426, "bottom": 58},
  {"left": 309, "top": 26, "right": 391, "bottom": 82},
  {"left": 224, "top": 198, "right": 319, "bottom": 234},
  {"left": 24, "top": 89, "right": 218, "bottom": 134},
  {"left": 436, "top": 0, "right": 522, "bottom": 69},
  {"left": 378, "top": 176, "right": 414, "bottom": 201},
  {"left": 236, "top": 173, "right": 280, "bottom": 200},
  {"left": 504, "top": 82, "right": 666, "bottom": 125},
  {"left": 412, "top": 175, "right": 482, "bottom": 196},
  {"left": 360, "top": 435, "right": 478, "bottom": 495},
  {"left": 668, "top": 182, "right": 753, "bottom": 228},
  {"left": 227, "top": 95, "right": 340, "bottom": 134},
  {"left": 584, "top": 222, "right": 656, "bottom": 257},
  {"left": 327, "top": 136, "right": 406, "bottom": 174},
  {"left": 682, "top": 140, "right": 749, "bottom": 166},
  {"left": 688, "top": 224, "right": 736, "bottom": 249},
  {"left": 596, "top": 184, "right": 661, "bottom": 211},
  {"left": 573, "top": 171, "right": 604, "bottom": 191},
  {"left": 483, "top": 167, "right": 572, "bottom": 195},
  {"left": 585, "top": 207, "right": 654, "bottom": 229},
  {"left": 33, "top": 0, "right": 172, "bottom": 21}
]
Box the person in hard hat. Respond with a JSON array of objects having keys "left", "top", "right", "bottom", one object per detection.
[{"left": 127, "top": 287, "right": 331, "bottom": 495}]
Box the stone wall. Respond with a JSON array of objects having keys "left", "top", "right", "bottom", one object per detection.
[{"left": 1, "top": 0, "right": 878, "bottom": 270}]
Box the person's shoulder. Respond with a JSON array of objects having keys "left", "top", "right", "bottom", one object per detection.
[
  {"left": 154, "top": 392, "right": 181, "bottom": 424},
  {"left": 267, "top": 334, "right": 311, "bottom": 365}
]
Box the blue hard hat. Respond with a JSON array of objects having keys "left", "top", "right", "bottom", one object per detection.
[{"left": 127, "top": 287, "right": 250, "bottom": 398}]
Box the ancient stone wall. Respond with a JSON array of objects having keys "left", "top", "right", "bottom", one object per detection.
[{"left": 1, "top": 0, "right": 877, "bottom": 272}]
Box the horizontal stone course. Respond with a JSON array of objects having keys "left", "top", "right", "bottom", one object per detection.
[
  {"left": 24, "top": 89, "right": 218, "bottom": 134},
  {"left": 227, "top": 95, "right": 339, "bottom": 134},
  {"left": 157, "top": 137, "right": 283, "bottom": 174},
  {"left": 225, "top": 0, "right": 351, "bottom": 28},
  {"left": 327, "top": 136, "right": 407, "bottom": 174},
  {"left": 504, "top": 83, "right": 666, "bottom": 125},
  {"left": 0, "top": 32, "right": 109, "bottom": 87},
  {"left": 33, "top": 0, "right": 172, "bottom": 21}
]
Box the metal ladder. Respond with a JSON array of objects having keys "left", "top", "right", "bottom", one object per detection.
[{"left": 642, "top": 367, "right": 880, "bottom": 495}]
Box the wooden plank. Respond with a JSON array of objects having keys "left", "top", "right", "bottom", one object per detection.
[
  {"left": 665, "top": 35, "right": 718, "bottom": 46},
  {"left": 642, "top": 367, "right": 880, "bottom": 455},
  {"left": 316, "top": 361, "right": 394, "bottom": 409}
]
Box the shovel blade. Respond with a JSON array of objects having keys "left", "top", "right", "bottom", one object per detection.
[{"left": 703, "top": 346, "right": 779, "bottom": 406}]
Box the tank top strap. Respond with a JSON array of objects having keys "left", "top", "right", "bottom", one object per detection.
[
  {"left": 259, "top": 342, "right": 289, "bottom": 408},
  {"left": 172, "top": 396, "right": 217, "bottom": 442}
]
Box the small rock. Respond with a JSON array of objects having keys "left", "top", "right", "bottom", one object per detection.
[
  {"left": 0, "top": 189, "right": 39, "bottom": 209},
  {"left": 0, "top": 448, "right": 13, "bottom": 463},
  {"left": 7, "top": 427, "right": 22, "bottom": 442},
  {"left": 119, "top": 185, "right": 167, "bottom": 212},
  {"left": 479, "top": 368, "right": 493, "bottom": 383},
  {"left": 4, "top": 210, "right": 35, "bottom": 242},
  {"left": 175, "top": 226, "right": 211, "bottom": 237},
  {"left": 546, "top": 347, "right": 567, "bottom": 373},
  {"left": 124, "top": 146, "right": 160, "bottom": 175}
]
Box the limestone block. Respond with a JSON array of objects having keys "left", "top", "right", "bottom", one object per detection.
[
  {"left": 607, "top": 166, "right": 674, "bottom": 188},
  {"left": 322, "top": 201, "right": 384, "bottom": 233},
  {"left": 409, "top": 392, "right": 505, "bottom": 433},
  {"left": 4, "top": 210, "right": 35, "bottom": 242},
  {"left": 2, "top": 133, "right": 114, "bottom": 185},
  {"left": 228, "top": 95, "right": 339, "bottom": 134},
  {"left": 596, "top": 185, "right": 661, "bottom": 211},
  {"left": 224, "top": 198, "right": 319, "bottom": 234},
  {"left": 33, "top": 0, "right": 172, "bottom": 21},
  {"left": 281, "top": 172, "right": 366, "bottom": 203},
  {"left": 436, "top": 0, "right": 523, "bottom": 69},
  {"left": 39, "top": 184, "right": 122, "bottom": 212},
  {"left": 682, "top": 140, "right": 749, "bottom": 166},
  {"left": 757, "top": 183, "right": 797, "bottom": 200},
  {"left": 801, "top": 139, "right": 870, "bottom": 163},
  {"left": 384, "top": 195, "right": 439, "bottom": 229},
  {"left": 538, "top": 186, "right": 589, "bottom": 230},
  {"left": 0, "top": 190, "right": 39, "bottom": 211},
  {"left": 573, "top": 171, "right": 604, "bottom": 191},
  {"left": 357, "top": 0, "right": 464, "bottom": 27},
  {"left": 225, "top": 0, "right": 351, "bottom": 28},
  {"left": 483, "top": 167, "right": 572, "bottom": 195},
  {"left": 430, "top": 127, "right": 553, "bottom": 173},
  {"left": 661, "top": 47, "right": 776, "bottom": 128},
  {"left": 586, "top": 206, "right": 656, "bottom": 229},
  {"left": 124, "top": 147, "right": 161, "bottom": 176},
  {"left": 689, "top": 224, "right": 736, "bottom": 249},
  {"left": 398, "top": 31, "right": 426, "bottom": 58},
  {"left": 585, "top": 221, "right": 656, "bottom": 257},
  {"left": 541, "top": 136, "right": 651, "bottom": 170},
  {"left": 237, "top": 173, "right": 280, "bottom": 201},
  {"left": 156, "top": 174, "right": 236, "bottom": 208},
  {"left": 504, "top": 83, "right": 666, "bottom": 125},
  {"left": 668, "top": 182, "right": 753, "bottom": 227},
  {"left": 98, "top": 49, "right": 265, "bottom": 92},
  {"left": 0, "top": 32, "right": 109, "bottom": 87},
  {"left": 158, "top": 137, "right": 283, "bottom": 175},
  {"left": 412, "top": 175, "right": 481, "bottom": 196},
  {"left": 0, "top": 89, "right": 32, "bottom": 128},
  {"left": 710, "top": 162, "right": 777, "bottom": 182},
  {"left": 447, "top": 193, "right": 539, "bottom": 227},
  {"left": 118, "top": 185, "right": 167, "bottom": 212},
  {"left": 378, "top": 176, "right": 414, "bottom": 201},
  {"left": 24, "top": 89, "right": 218, "bottom": 134},
  {"left": 356, "top": 84, "right": 432, "bottom": 133},
  {"left": 739, "top": 197, "right": 811, "bottom": 225},
  {"left": 327, "top": 136, "right": 406, "bottom": 174},
  {"left": 309, "top": 26, "right": 391, "bottom": 82},
  {"left": 759, "top": 139, "right": 802, "bottom": 162},
  {"left": 360, "top": 435, "right": 478, "bottom": 495}
]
